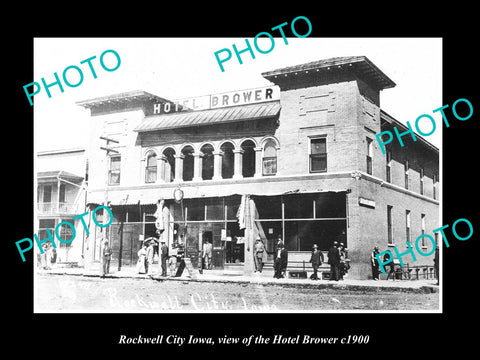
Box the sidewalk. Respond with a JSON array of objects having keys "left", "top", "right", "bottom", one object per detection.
[{"left": 37, "top": 265, "right": 439, "bottom": 294}]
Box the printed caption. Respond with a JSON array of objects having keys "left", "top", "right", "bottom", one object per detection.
[{"left": 118, "top": 334, "right": 370, "bottom": 346}]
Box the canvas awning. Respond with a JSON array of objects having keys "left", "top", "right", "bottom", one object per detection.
[{"left": 134, "top": 101, "right": 281, "bottom": 132}]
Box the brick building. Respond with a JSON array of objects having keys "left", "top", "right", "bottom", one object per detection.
[{"left": 77, "top": 56, "right": 439, "bottom": 279}]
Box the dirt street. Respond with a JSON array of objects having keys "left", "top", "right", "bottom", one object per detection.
[{"left": 35, "top": 274, "right": 439, "bottom": 312}]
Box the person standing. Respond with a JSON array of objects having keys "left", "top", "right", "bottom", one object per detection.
[
  {"left": 338, "top": 243, "right": 350, "bottom": 280},
  {"left": 371, "top": 246, "right": 380, "bottom": 280},
  {"left": 309, "top": 244, "right": 324, "bottom": 280},
  {"left": 101, "top": 240, "right": 113, "bottom": 277},
  {"left": 136, "top": 243, "right": 147, "bottom": 274},
  {"left": 160, "top": 240, "right": 169, "bottom": 276},
  {"left": 146, "top": 240, "right": 155, "bottom": 275},
  {"left": 327, "top": 241, "right": 340, "bottom": 281},
  {"left": 254, "top": 237, "right": 266, "bottom": 273},
  {"left": 202, "top": 240, "right": 213, "bottom": 270},
  {"left": 273, "top": 242, "right": 288, "bottom": 279},
  {"left": 383, "top": 251, "right": 395, "bottom": 280}
]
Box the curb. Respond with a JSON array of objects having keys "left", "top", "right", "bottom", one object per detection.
[{"left": 37, "top": 270, "right": 439, "bottom": 294}]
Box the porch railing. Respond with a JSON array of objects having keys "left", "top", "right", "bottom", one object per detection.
[{"left": 37, "top": 202, "right": 81, "bottom": 215}]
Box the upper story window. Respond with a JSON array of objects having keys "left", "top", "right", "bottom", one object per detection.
[
  {"left": 109, "top": 155, "right": 121, "bottom": 185},
  {"left": 309, "top": 137, "right": 327, "bottom": 173},
  {"left": 145, "top": 152, "right": 157, "bottom": 183},
  {"left": 262, "top": 139, "right": 277, "bottom": 176},
  {"left": 386, "top": 150, "right": 392, "bottom": 183},
  {"left": 404, "top": 160, "right": 409, "bottom": 190},
  {"left": 420, "top": 168, "right": 424, "bottom": 195},
  {"left": 366, "top": 137, "right": 373, "bottom": 175}
]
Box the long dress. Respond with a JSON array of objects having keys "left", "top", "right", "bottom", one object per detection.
[{"left": 136, "top": 248, "right": 147, "bottom": 274}]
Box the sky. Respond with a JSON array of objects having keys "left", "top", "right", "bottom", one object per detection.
[{"left": 33, "top": 37, "right": 442, "bottom": 152}]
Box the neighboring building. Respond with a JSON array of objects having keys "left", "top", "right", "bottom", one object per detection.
[
  {"left": 77, "top": 56, "right": 439, "bottom": 279},
  {"left": 36, "top": 148, "right": 88, "bottom": 265}
]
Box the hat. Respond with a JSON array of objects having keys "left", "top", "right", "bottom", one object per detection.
[
  {"left": 374, "top": 246, "right": 379, "bottom": 251},
  {"left": 160, "top": 239, "right": 166, "bottom": 243},
  {"left": 313, "top": 244, "right": 318, "bottom": 248},
  {"left": 333, "top": 241, "right": 338, "bottom": 246},
  {"left": 340, "top": 243, "right": 344, "bottom": 247}
]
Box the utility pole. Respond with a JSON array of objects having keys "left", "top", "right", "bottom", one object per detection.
[{"left": 99, "top": 136, "right": 119, "bottom": 274}]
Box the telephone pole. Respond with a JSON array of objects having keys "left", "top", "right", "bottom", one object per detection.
[{"left": 99, "top": 136, "right": 119, "bottom": 274}]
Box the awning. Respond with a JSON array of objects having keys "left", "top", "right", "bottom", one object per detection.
[
  {"left": 134, "top": 101, "right": 281, "bottom": 132},
  {"left": 86, "top": 173, "right": 352, "bottom": 206}
]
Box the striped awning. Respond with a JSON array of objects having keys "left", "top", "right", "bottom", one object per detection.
[{"left": 134, "top": 101, "right": 281, "bottom": 132}]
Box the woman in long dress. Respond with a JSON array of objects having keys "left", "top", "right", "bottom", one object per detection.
[{"left": 136, "top": 243, "right": 147, "bottom": 274}]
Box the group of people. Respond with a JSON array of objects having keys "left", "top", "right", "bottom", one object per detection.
[
  {"left": 326, "top": 241, "right": 350, "bottom": 281},
  {"left": 136, "top": 239, "right": 170, "bottom": 276}
]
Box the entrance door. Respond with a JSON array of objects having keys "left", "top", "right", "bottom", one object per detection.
[{"left": 225, "top": 222, "right": 245, "bottom": 264}]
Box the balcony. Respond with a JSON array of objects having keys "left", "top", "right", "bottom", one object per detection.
[{"left": 37, "top": 202, "right": 81, "bottom": 216}]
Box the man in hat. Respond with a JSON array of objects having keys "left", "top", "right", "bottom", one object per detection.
[
  {"left": 273, "top": 241, "right": 288, "bottom": 279},
  {"left": 254, "top": 236, "right": 266, "bottom": 273},
  {"left": 371, "top": 246, "right": 380, "bottom": 280},
  {"left": 309, "top": 244, "right": 324, "bottom": 280},
  {"left": 160, "top": 239, "right": 169, "bottom": 276},
  {"left": 327, "top": 241, "right": 340, "bottom": 281},
  {"left": 101, "top": 239, "right": 113, "bottom": 277}
]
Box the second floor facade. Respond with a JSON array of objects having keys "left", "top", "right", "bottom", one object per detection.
[{"left": 78, "top": 56, "right": 439, "bottom": 201}]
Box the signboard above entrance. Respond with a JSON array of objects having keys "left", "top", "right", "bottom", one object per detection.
[{"left": 153, "top": 85, "right": 280, "bottom": 115}]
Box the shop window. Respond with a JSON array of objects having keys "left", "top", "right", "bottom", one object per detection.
[
  {"left": 225, "top": 196, "right": 241, "bottom": 220},
  {"left": 315, "top": 193, "right": 346, "bottom": 218},
  {"left": 201, "top": 144, "right": 214, "bottom": 180},
  {"left": 206, "top": 199, "right": 224, "bottom": 221},
  {"left": 262, "top": 139, "right": 277, "bottom": 175},
  {"left": 145, "top": 151, "right": 157, "bottom": 183},
  {"left": 309, "top": 137, "right": 327, "bottom": 173},
  {"left": 285, "top": 220, "right": 346, "bottom": 251},
  {"left": 182, "top": 146, "right": 194, "bottom": 182},
  {"left": 187, "top": 199, "right": 205, "bottom": 221},
  {"left": 284, "top": 194, "right": 313, "bottom": 219},
  {"left": 366, "top": 137, "right": 373, "bottom": 175},
  {"left": 109, "top": 155, "right": 121, "bottom": 185},
  {"left": 241, "top": 140, "right": 255, "bottom": 178},
  {"left": 220, "top": 142, "right": 235, "bottom": 179},
  {"left": 253, "top": 195, "right": 282, "bottom": 220},
  {"left": 162, "top": 148, "right": 176, "bottom": 182},
  {"left": 57, "top": 219, "right": 75, "bottom": 247}
]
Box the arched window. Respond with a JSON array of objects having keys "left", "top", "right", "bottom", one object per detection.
[
  {"left": 145, "top": 152, "right": 157, "bottom": 183},
  {"left": 182, "top": 145, "right": 194, "bottom": 182},
  {"left": 262, "top": 139, "right": 277, "bottom": 175},
  {"left": 220, "top": 142, "right": 235, "bottom": 179},
  {"left": 241, "top": 140, "right": 255, "bottom": 178},
  {"left": 201, "top": 144, "right": 214, "bottom": 180},
  {"left": 162, "top": 148, "right": 176, "bottom": 182}
]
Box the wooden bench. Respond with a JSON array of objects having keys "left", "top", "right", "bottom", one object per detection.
[{"left": 263, "top": 261, "right": 331, "bottom": 279}]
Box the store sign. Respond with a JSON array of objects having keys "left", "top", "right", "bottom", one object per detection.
[{"left": 153, "top": 85, "right": 280, "bottom": 114}]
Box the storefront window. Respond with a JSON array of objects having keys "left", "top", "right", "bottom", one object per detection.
[
  {"left": 315, "top": 192, "right": 346, "bottom": 218},
  {"left": 283, "top": 194, "right": 314, "bottom": 219},
  {"left": 253, "top": 195, "right": 282, "bottom": 219},
  {"left": 187, "top": 199, "right": 204, "bottom": 221},
  {"left": 206, "top": 199, "right": 224, "bottom": 220}
]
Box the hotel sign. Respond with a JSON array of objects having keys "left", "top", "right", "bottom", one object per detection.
[{"left": 153, "top": 85, "right": 280, "bottom": 114}]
